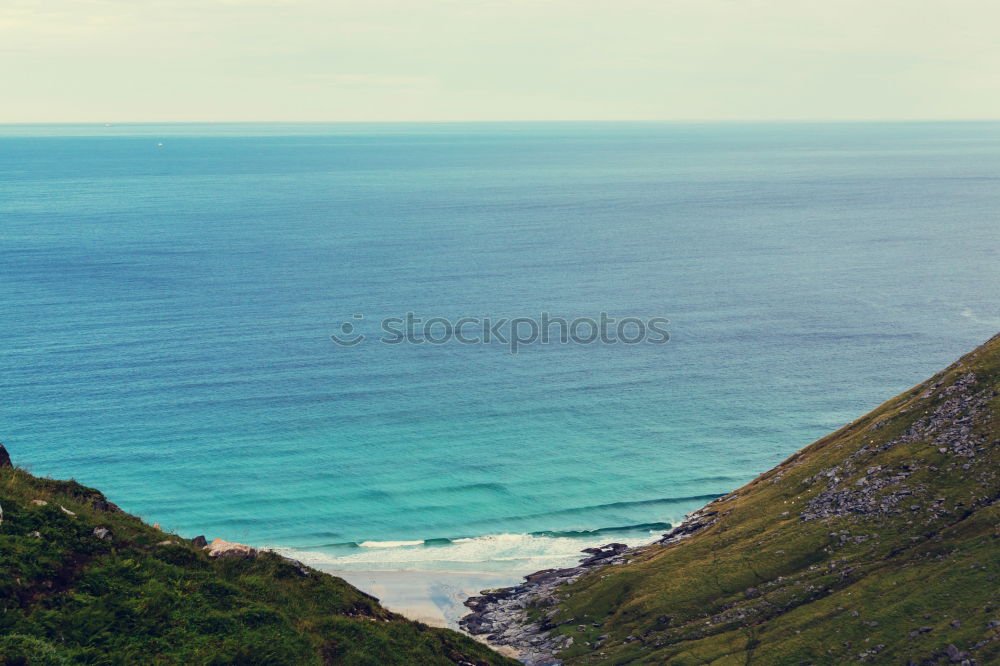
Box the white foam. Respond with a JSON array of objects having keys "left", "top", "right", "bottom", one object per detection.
[
  {"left": 271, "top": 531, "right": 661, "bottom": 573},
  {"left": 358, "top": 540, "right": 425, "bottom": 548}
]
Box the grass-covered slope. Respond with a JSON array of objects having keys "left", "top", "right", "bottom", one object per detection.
[
  {"left": 0, "top": 457, "right": 517, "bottom": 666},
  {"left": 540, "top": 334, "right": 1000, "bottom": 664}
]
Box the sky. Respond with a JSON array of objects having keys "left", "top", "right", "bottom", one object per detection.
[{"left": 2, "top": 0, "right": 999, "bottom": 123}]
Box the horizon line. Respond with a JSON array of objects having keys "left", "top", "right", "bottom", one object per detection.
[{"left": 3, "top": 118, "right": 1000, "bottom": 127}]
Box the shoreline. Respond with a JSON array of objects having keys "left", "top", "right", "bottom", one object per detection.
[
  {"left": 457, "top": 500, "right": 727, "bottom": 665},
  {"left": 310, "top": 504, "right": 722, "bottom": 664}
]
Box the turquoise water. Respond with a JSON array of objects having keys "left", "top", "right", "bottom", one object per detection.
[{"left": 2, "top": 122, "right": 998, "bottom": 572}]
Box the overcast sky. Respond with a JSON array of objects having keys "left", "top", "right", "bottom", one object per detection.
[{"left": 3, "top": 0, "right": 999, "bottom": 123}]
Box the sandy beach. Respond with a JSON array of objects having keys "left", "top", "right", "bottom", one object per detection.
[{"left": 320, "top": 568, "right": 521, "bottom": 629}]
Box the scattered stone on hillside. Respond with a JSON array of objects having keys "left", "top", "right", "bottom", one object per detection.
[
  {"left": 60, "top": 505, "right": 76, "bottom": 517},
  {"left": 0, "top": 443, "right": 11, "bottom": 468},
  {"left": 29, "top": 531, "right": 41, "bottom": 538},
  {"left": 31, "top": 499, "right": 47, "bottom": 506},
  {"left": 205, "top": 538, "right": 257, "bottom": 559},
  {"left": 157, "top": 540, "right": 179, "bottom": 546},
  {"left": 93, "top": 526, "right": 113, "bottom": 540},
  {"left": 191, "top": 535, "right": 208, "bottom": 548},
  {"left": 856, "top": 644, "right": 885, "bottom": 660},
  {"left": 801, "top": 372, "right": 996, "bottom": 522}
]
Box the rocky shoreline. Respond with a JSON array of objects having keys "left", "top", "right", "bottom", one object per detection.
[{"left": 459, "top": 500, "right": 725, "bottom": 665}]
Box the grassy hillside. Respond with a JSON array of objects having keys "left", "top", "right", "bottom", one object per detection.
[
  {"left": 512, "top": 334, "right": 1000, "bottom": 664},
  {"left": 0, "top": 455, "right": 517, "bottom": 666}
]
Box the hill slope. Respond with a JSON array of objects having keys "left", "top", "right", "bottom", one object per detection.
[
  {"left": 0, "top": 451, "right": 517, "bottom": 666},
  {"left": 465, "top": 334, "right": 1000, "bottom": 665}
]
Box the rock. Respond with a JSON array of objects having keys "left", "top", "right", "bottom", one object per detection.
[
  {"left": 191, "top": 535, "right": 208, "bottom": 548},
  {"left": 205, "top": 538, "right": 257, "bottom": 559},
  {"left": 460, "top": 540, "right": 638, "bottom": 664},
  {"left": 29, "top": 530, "right": 41, "bottom": 538},
  {"left": 153, "top": 523, "right": 161, "bottom": 530},
  {"left": 60, "top": 505, "right": 76, "bottom": 517},
  {"left": 0, "top": 443, "right": 11, "bottom": 468},
  {"left": 93, "top": 527, "right": 113, "bottom": 540},
  {"left": 91, "top": 498, "right": 121, "bottom": 512},
  {"left": 157, "top": 540, "right": 179, "bottom": 546},
  {"left": 951, "top": 620, "right": 961, "bottom": 628},
  {"left": 945, "top": 644, "right": 968, "bottom": 662},
  {"left": 279, "top": 556, "right": 312, "bottom": 577},
  {"left": 31, "top": 499, "right": 47, "bottom": 506},
  {"left": 580, "top": 543, "right": 628, "bottom": 566}
]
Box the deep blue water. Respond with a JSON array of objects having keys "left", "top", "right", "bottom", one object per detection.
[{"left": 2, "top": 122, "right": 998, "bottom": 571}]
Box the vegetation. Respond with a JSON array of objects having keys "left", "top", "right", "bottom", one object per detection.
[
  {"left": 535, "top": 334, "right": 1000, "bottom": 664},
  {"left": 0, "top": 460, "right": 517, "bottom": 665}
]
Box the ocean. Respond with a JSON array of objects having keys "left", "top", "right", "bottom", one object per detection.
[{"left": 2, "top": 121, "right": 998, "bottom": 575}]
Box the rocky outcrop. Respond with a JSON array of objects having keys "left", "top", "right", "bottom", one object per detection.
[
  {"left": 204, "top": 538, "right": 257, "bottom": 559},
  {"left": 460, "top": 508, "right": 721, "bottom": 665},
  {"left": 0, "top": 443, "right": 11, "bottom": 468},
  {"left": 656, "top": 504, "right": 720, "bottom": 544},
  {"left": 91, "top": 497, "right": 122, "bottom": 513},
  {"left": 279, "top": 555, "right": 313, "bottom": 577},
  {"left": 461, "top": 547, "right": 625, "bottom": 666}
]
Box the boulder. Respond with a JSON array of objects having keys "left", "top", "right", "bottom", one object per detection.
[
  {"left": 945, "top": 644, "right": 968, "bottom": 662},
  {"left": 31, "top": 499, "right": 47, "bottom": 506},
  {"left": 91, "top": 498, "right": 121, "bottom": 512},
  {"left": 0, "top": 443, "right": 11, "bottom": 468},
  {"left": 93, "top": 527, "right": 113, "bottom": 540},
  {"left": 205, "top": 538, "right": 257, "bottom": 559},
  {"left": 191, "top": 535, "right": 208, "bottom": 548}
]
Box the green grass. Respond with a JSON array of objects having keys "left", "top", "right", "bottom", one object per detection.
[
  {"left": 0, "top": 465, "right": 518, "bottom": 665},
  {"left": 538, "top": 334, "right": 1000, "bottom": 665}
]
